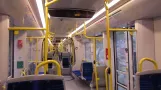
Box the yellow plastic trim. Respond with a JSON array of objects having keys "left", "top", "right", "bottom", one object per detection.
[
  {"left": 35, "top": 60, "right": 61, "bottom": 76},
  {"left": 9, "top": 27, "right": 46, "bottom": 30},
  {"left": 14, "top": 31, "right": 19, "bottom": 35},
  {"left": 138, "top": 58, "right": 158, "bottom": 72}
]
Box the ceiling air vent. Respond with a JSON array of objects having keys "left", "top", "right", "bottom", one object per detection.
[{"left": 48, "top": 8, "right": 95, "bottom": 18}]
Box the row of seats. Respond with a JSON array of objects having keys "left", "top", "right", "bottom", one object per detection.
[
  {"left": 72, "top": 62, "right": 93, "bottom": 81},
  {"left": 72, "top": 61, "right": 106, "bottom": 88},
  {"left": 7, "top": 75, "right": 65, "bottom": 90}
]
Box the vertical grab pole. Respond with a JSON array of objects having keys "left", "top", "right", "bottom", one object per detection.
[
  {"left": 44, "top": 0, "right": 49, "bottom": 73},
  {"left": 71, "top": 39, "right": 75, "bottom": 65},
  {"left": 36, "top": 38, "right": 38, "bottom": 66},
  {"left": 105, "top": 68, "right": 109, "bottom": 90},
  {"left": 93, "top": 38, "right": 99, "bottom": 90},
  {"left": 105, "top": 0, "right": 113, "bottom": 90}
]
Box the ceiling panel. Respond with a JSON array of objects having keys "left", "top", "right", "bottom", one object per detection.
[
  {"left": 49, "top": 0, "right": 100, "bottom": 11},
  {"left": 48, "top": 0, "right": 105, "bottom": 37},
  {"left": 50, "top": 17, "right": 86, "bottom": 36}
]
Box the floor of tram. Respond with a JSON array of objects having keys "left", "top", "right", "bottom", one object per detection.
[{"left": 64, "top": 76, "right": 106, "bottom": 90}]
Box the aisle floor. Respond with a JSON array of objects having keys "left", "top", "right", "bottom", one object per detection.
[{"left": 64, "top": 76, "right": 106, "bottom": 90}]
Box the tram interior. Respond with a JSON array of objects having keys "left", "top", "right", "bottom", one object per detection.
[{"left": 0, "top": 0, "right": 161, "bottom": 90}]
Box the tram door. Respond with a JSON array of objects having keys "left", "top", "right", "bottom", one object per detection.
[{"left": 114, "top": 31, "right": 131, "bottom": 90}]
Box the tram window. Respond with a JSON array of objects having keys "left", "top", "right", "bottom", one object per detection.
[
  {"left": 115, "top": 32, "right": 127, "bottom": 72},
  {"left": 117, "top": 72, "right": 128, "bottom": 86},
  {"left": 132, "top": 32, "right": 137, "bottom": 74},
  {"left": 131, "top": 32, "right": 137, "bottom": 88},
  {"left": 85, "top": 42, "right": 92, "bottom": 62},
  {"left": 118, "top": 85, "right": 127, "bottom": 90},
  {"left": 96, "top": 40, "right": 105, "bottom": 66}
]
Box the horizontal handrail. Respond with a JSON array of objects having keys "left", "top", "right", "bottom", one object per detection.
[
  {"left": 138, "top": 58, "right": 158, "bottom": 72},
  {"left": 35, "top": 60, "right": 61, "bottom": 76}
]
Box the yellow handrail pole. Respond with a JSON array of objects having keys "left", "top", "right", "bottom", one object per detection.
[
  {"left": 105, "top": 67, "right": 109, "bottom": 90},
  {"left": 35, "top": 60, "right": 61, "bottom": 76},
  {"left": 105, "top": 0, "right": 113, "bottom": 90},
  {"left": 36, "top": 38, "right": 38, "bottom": 66},
  {"left": 45, "top": 0, "right": 58, "bottom": 7},
  {"left": 83, "top": 23, "right": 102, "bottom": 39},
  {"left": 82, "top": 23, "right": 100, "bottom": 90},
  {"left": 8, "top": 27, "right": 46, "bottom": 30},
  {"left": 138, "top": 58, "right": 158, "bottom": 72},
  {"left": 26, "top": 37, "right": 45, "bottom": 39},
  {"left": 110, "top": 28, "right": 136, "bottom": 31},
  {"left": 44, "top": 0, "right": 49, "bottom": 74},
  {"left": 44, "top": 0, "right": 58, "bottom": 73},
  {"left": 93, "top": 38, "right": 99, "bottom": 90},
  {"left": 71, "top": 39, "right": 75, "bottom": 65},
  {"left": 28, "top": 60, "right": 42, "bottom": 63}
]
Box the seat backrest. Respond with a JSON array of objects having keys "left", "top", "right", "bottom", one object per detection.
[
  {"left": 6, "top": 75, "right": 65, "bottom": 90},
  {"left": 82, "top": 62, "right": 93, "bottom": 77},
  {"left": 135, "top": 70, "right": 161, "bottom": 90},
  {"left": 62, "top": 58, "right": 70, "bottom": 68}
]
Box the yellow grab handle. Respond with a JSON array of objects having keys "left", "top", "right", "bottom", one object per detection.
[
  {"left": 138, "top": 58, "right": 158, "bottom": 72},
  {"left": 35, "top": 60, "right": 61, "bottom": 76}
]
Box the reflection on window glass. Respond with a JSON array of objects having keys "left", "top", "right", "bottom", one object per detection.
[
  {"left": 118, "top": 85, "right": 127, "bottom": 90},
  {"left": 85, "top": 42, "right": 92, "bottom": 62},
  {"left": 117, "top": 72, "right": 128, "bottom": 86},
  {"left": 96, "top": 40, "right": 105, "bottom": 66},
  {"left": 115, "top": 32, "right": 127, "bottom": 72}
]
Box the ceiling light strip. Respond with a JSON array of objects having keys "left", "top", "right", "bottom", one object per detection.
[{"left": 36, "top": 0, "right": 46, "bottom": 28}]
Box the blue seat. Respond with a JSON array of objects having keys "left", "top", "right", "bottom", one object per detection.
[
  {"left": 7, "top": 75, "right": 65, "bottom": 90},
  {"left": 72, "top": 70, "right": 81, "bottom": 77},
  {"left": 72, "top": 62, "right": 93, "bottom": 81},
  {"left": 62, "top": 58, "right": 70, "bottom": 68},
  {"left": 82, "top": 62, "right": 93, "bottom": 81}
]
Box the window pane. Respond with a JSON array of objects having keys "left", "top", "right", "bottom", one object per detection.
[
  {"left": 115, "top": 32, "right": 127, "bottom": 72},
  {"left": 96, "top": 40, "right": 105, "bottom": 66},
  {"left": 118, "top": 85, "right": 127, "bottom": 90},
  {"left": 117, "top": 72, "right": 128, "bottom": 86},
  {"left": 85, "top": 42, "right": 92, "bottom": 61}
]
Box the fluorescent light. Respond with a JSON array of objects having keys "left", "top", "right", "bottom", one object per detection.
[
  {"left": 63, "top": 38, "right": 66, "bottom": 42},
  {"left": 36, "top": 0, "right": 46, "bottom": 28},
  {"left": 36, "top": 1, "right": 53, "bottom": 46},
  {"left": 68, "top": 0, "right": 120, "bottom": 37},
  {"left": 78, "top": 16, "right": 106, "bottom": 33},
  {"left": 108, "top": 0, "right": 120, "bottom": 8}
]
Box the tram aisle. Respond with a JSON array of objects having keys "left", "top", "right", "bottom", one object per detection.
[{"left": 64, "top": 76, "right": 106, "bottom": 90}]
